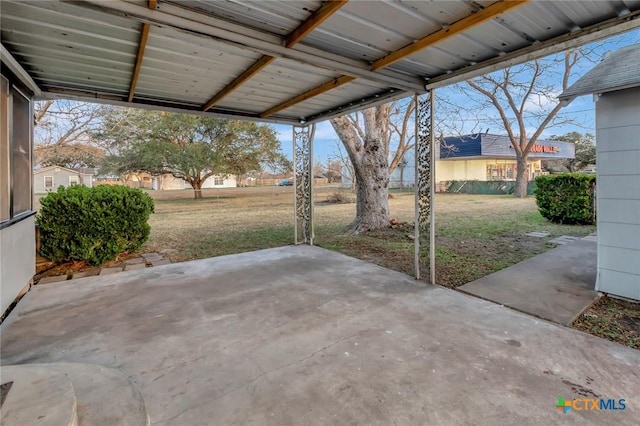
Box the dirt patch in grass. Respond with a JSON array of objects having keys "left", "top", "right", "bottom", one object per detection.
[
  {"left": 434, "top": 233, "right": 554, "bottom": 287},
  {"left": 317, "top": 225, "right": 417, "bottom": 276},
  {"left": 573, "top": 297, "right": 640, "bottom": 349}
]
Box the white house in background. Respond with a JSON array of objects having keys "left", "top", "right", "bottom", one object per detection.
[
  {"left": 151, "top": 174, "right": 236, "bottom": 190},
  {"left": 560, "top": 44, "right": 640, "bottom": 301},
  {"left": 33, "top": 165, "right": 94, "bottom": 193},
  {"left": 341, "top": 151, "right": 416, "bottom": 189}
]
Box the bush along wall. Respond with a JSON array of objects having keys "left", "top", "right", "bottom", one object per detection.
[
  {"left": 534, "top": 173, "right": 596, "bottom": 225},
  {"left": 37, "top": 185, "right": 155, "bottom": 265}
]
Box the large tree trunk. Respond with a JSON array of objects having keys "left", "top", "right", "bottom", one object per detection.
[
  {"left": 351, "top": 146, "right": 390, "bottom": 232},
  {"left": 191, "top": 180, "right": 203, "bottom": 199},
  {"left": 514, "top": 155, "right": 529, "bottom": 198},
  {"left": 331, "top": 107, "right": 390, "bottom": 233}
]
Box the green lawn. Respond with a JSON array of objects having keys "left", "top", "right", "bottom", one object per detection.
[{"left": 142, "top": 187, "right": 595, "bottom": 288}]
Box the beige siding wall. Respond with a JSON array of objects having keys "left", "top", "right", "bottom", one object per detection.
[
  {"left": 34, "top": 168, "right": 92, "bottom": 193},
  {"left": 436, "top": 159, "right": 543, "bottom": 184},
  {"left": 0, "top": 215, "right": 35, "bottom": 314},
  {"left": 436, "top": 159, "right": 487, "bottom": 182},
  {"left": 595, "top": 87, "right": 640, "bottom": 300}
]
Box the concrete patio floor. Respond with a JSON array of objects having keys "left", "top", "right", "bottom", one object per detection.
[{"left": 1, "top": 245, "right": 639, "bottom": 425}]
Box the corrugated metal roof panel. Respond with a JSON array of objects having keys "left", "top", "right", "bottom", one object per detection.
[
  {"left": 220, "top": 58, "right": 345, "bottom": 113},
  {"left": 1, "top": 0, "right": 138, "bottom": 96},
  {"left": 277, "top": 79, "right": 396, "bottom": 119},
  {"left": 136, "top": 25, "right": 263, "bottom": 105},
  {"left": 2, "top": 0, "right": 639, "bottom": 123},
  {"left": 164, "top": 0, "right": 322, "bottom": 36}
]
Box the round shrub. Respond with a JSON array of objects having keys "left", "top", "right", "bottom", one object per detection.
[
  {"left": 534, "top": 173, "right": 596, "bottom": 225},
  {"left": 37, "top": 185, "right": 155, "bottom": 265}
]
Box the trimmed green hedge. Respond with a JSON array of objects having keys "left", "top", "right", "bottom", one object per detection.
[
  {"left": 534, "top": 173, "right": 596, "bottom": 225},
  {"left": 37, "top": 185, "right": 154, "bottom": 265}
]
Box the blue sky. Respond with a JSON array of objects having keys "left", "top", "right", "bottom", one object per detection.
[{"left": 272, "top": 29, "right": 640, "bottom": 163}]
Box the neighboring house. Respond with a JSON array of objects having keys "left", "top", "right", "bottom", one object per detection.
[
  {"left": 33, "top": 165, "right": 94, "bottom": 193},
  {"left": 151, "top": 174, "right": 236, "bottom": 190},
  {"left": 124, "top": 172, "right": 153, "bottom": 189},
  {"left": 389, "top": 152, "right": 415, "bottom": 189},
  {"left": 560, "top": 44, "right": 640, "bottom": 301},
  {"left": 341, "top": 151, "right": 416, "bottom": 189},
  {"left": 341, "top": 136, "right": 575, "bottom": 190}
]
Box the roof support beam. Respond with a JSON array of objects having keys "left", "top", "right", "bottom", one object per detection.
[
  {"left": 285, "top": 0, "right": 348, "bottom": 47},
  {"left": 80, "top": 0, "right": 424, "bottom": 92},
  {"left": 371, "top": 0, "right": 530, "bottom": 71},
  {"left": 203, "top": 55, "right": 276, "bottom": 111},
  {"left": 128, "top": 0, "right": 157, "bottom": 102},
  {"left": 203, "top": 0, "right": 348, "bottom": 111},
  {"left": 260, "top": 76, "right": 356, "bottom": 118},
  {"left": 260, "top": 0, "right": 529, "bottom": 118}
]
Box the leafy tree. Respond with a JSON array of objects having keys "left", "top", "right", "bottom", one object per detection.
[
  {"left": 100, "top": 110, "right": 289, "bottom": 198},
  {"left": 34, "top": 100, "right": 108, "bottom": 168},
  {"left": 36, "top": 143, "right": 104, "bottom": 169},
  {"left": 550, "top": 132, "right": 596, "bottom": 172}
]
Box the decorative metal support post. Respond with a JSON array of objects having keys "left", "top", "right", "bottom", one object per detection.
[
  {"left": 414, "top": 91, "right": 436, "bottom": 284},
  {"left": 293, "top": 125, "right": 314, "bottom": 245}
]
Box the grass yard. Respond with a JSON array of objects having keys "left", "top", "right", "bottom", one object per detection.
[{"left": 143, "top": 185, "right": 595, "bottom": 288}]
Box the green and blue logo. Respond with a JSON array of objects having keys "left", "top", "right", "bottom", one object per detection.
[{"left": 556, "top": 396, "right": 626, "bottom": 414}]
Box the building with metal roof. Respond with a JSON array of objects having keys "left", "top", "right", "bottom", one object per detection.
[{"left": 561, "top": 44, "right": 640, "bottom": 301}]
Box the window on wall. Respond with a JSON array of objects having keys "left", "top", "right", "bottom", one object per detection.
[
  {"left": 69, "top": 175, "right": 79, "bottom": 186},
  {"left": 486, "top": 163, "right": 517, "bottom": 181},
  {"left": 0, "top": 77, "right": 9, "bottom": 222},
  {"left": 12, "top": 87, "right": 32, "bottom": 215},
  {"left": 44, "top": 176, "right": 54, "bottom": 188},
  {"left": 0, "top": 74, "right": 33, "bottom": 224},
  {"left": 214, "top": 176, "right": 224, "bottom": 186}
]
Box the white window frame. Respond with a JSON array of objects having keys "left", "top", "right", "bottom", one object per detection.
[
  {"left": 69, "top": 175, "right": 79, "bottom": 186},
  {"left": 44, "top": 176, "right": 54, "bottom": 188},
  {"left": 214, "top": 176, "right": 224, "bottom": 186}
]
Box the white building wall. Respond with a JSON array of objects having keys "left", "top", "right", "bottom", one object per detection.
[
  {"left": 0, "top": 215, "right": 35, "bottom": 314},
  {"left": 153, "top": 174, "right": 237, "bottom": 190},
  {"left": 436, "top": 159, "right": 491, "bottom": 182},
  {"left": 595, "top": 87, "right": 640, "bottom": 300},
  {"left": 201, "top": 175, "right": 236, "bottom": 188}
]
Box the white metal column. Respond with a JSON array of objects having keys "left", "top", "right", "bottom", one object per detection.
[
  {"left": 292, "top": 125, "right": 315, "bottom": 245},
  {"left": 414, "top": 91, "right": 436, "bottom": 284}
]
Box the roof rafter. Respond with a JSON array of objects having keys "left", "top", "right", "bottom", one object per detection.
[
  {"left": 202, "top": 0, "right": 349, "bottom": 111},
  {"left": 80, "top": 0, "right": 424, "bottom": 92},
  {"left": 285, "top": 0, "right": 348, "bottom": 48},
  {"left": 260, "top": 76, "right": 356, "bottom": 119},
  {"left": 260, "top": 0, "right": 530, "bottom": 118},
  {"left": 128, "top": 0, "right": 157, "bottom": 102},
  {"left": 372, "top": 0, "right": 530, "bottom": 71}
]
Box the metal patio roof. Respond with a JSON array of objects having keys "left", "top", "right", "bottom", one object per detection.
[{"left": 2, "top": 0, "right": 640, "bottom": 124}]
